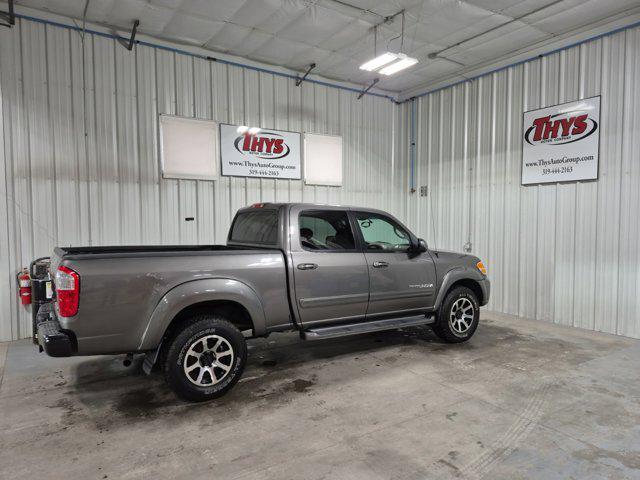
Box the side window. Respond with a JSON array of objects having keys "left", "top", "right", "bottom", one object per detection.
[
  {"left": 229, "top": 210, "right": 279, "bottom": 244},
  {"left": 299, "top": 210, "right": 356, "bottom": 251},
  {"left": 355, "top": 212, "right": 411, "bottom": 252}
]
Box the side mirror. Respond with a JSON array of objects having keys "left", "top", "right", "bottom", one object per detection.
[{"left": 410, "top": 238, "right": 427, "bottom": 253}]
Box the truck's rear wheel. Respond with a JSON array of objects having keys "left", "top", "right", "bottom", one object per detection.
[
  {"left": 165, "top": 315, "right": 247, "bottom": 402},
  {"left": 432, "top": 286, "right": 479, "bottom": 343}
]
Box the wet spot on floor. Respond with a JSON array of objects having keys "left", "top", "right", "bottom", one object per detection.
[
  {"left": 112, "top": 388, "right": 177, "bottom": 419},
  {"left": 288, "top": 378, "right": 315, "bottom": 393}
]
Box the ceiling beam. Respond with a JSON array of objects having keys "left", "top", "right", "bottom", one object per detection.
[{"left": 398, "top": 6, "right": 640, "bottom": 101}]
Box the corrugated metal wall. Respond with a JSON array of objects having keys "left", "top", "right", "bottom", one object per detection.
[
  {"left": 404, "top": 25, "right": 640, "bottom": 339},
  {"left": 2, "top": 15, "right": 639, "bottom": 343},
  {"left": 0, "top": 17, "right": 406, "bottom": 341}
]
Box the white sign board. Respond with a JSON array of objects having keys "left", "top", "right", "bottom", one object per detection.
[
  {"left": 522, "top": 96, "right": 600, "bottom": 185},
  {"left": 304, "top": 133, "right": 343, "bottom": 186},
  {"left": 220, "top": 124, "right": 301, "bottom": 179},
  {"left": 160, "top": 115, "right": 219, "bottom": 180}
]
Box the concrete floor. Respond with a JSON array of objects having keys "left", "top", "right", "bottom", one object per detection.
[{"left": 0, "top": 313, "right": 639, "bottom": 480}]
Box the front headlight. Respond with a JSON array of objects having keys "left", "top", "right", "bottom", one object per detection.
[{"left": 476, "top": 261, "right": 487, "bottom": 276}]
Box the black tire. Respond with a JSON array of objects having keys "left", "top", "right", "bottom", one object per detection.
[
  {"left": 164, "top": 315, "right": 247, "bottom": 402},
  {"left": 432, "top": 286, "right": 480, "bottom": 343}
]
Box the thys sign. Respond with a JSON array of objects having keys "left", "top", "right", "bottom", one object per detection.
[
  {"left": 522, "top": 96, "right": 600, "bottom": 185},
  {"left": 220, "top": 124, "right": 301, "bottom": 179}
]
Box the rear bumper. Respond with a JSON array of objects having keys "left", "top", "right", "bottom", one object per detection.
[
  {"left": 37, "top": 320, "right": 73, "bottom": 357},
  {"left": 35, "top": 303, "right": 74, "bottom": 357}
]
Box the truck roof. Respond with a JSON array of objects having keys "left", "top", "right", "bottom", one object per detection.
[{"left": 236, "top": 202, "right": 391, "bottom": 216}]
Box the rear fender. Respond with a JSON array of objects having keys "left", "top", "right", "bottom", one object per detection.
[{"left": 137, "top": 278, "right": 266, "bottom": 350}]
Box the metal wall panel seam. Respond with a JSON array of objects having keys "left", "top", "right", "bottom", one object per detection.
[{"left": 0, "top": 54, "right": 12, "bottom": 341}]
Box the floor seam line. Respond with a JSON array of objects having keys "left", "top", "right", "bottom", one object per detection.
[{"left": 0, "top": 342, "right": 10, "bottom": 394}]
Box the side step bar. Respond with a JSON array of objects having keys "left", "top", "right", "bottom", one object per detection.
[{"left": 302, "top": 314, "right": 435, "bottom": 341}]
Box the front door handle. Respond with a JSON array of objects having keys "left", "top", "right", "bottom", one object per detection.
[
  {"left": 372, "top": 261, "right": 389, "bottom": 268},
  {"left": 297, "top": 263, "right": 318, "bottom": 270}
]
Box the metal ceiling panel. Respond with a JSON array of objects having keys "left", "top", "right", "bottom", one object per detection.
[
  {"left": 287, "top": 45, "right": 333, "bottom": 70},
  {"left": 231, "top": 29, "right": 275, "bottom": 58},
  {"left": 464, "top": 0, "right": 528, "bottom": 12},
  {"left": 277, "top": 4, "right": 353, "bottom": 45},
  {"left": 318, "top": 17, "right": 371, "bottom": 51},
  {"left": 250, "top": 35, "right": 309, "bottom": 64},
  {"left": 231, "top": 0, "right": 287, "bottom": 27},
  {"left": 8, "top": 0, "right": 640, "bottom": 94},
  {"left": 205, "top": 23, "right": 253, "bottom": 52},
  {"left": 162, "top": 12, "right": 225, "bottom": 44},
  {"left": 179, "top": 0, "right": 245, "bottom": 22},
  {"left": 252, "top": 0, "right": 308, "bottom": 35}
]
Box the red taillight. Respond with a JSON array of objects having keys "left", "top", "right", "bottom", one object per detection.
[
  {"left": 55, "top": 265, "right": 79, "bottom": 317},
  {"left": 251, "top": 203, "right": 265, "bottom": 208}
]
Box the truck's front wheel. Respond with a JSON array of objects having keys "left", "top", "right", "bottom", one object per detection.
[
  {"left": 432, "top": 286, "right": 480, "bottom": 343},
  {"left": 165, "top": 315, "right": 247, "bottom": 402}
]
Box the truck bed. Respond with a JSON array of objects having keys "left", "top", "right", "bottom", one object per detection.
[
  {"left": 55, "top": 244, "right": 266, "bottom": 260},
  {"left": 50, "top": 245, "right": 290, "bottom": 355}
]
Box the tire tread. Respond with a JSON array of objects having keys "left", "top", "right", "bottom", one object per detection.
[
  {"left": 164, "top": 314, "right": 247, "bottom": 402},
  {"left": 432, "top": 286, "right": 479, "bottom": 343}
]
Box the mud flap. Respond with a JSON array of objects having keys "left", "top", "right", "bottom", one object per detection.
[{"left": 142, "top": 342, "right": 162, "bottom": 375}]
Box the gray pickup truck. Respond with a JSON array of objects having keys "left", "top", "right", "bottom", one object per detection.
[{"left": 35, "top": 203, "right": 489, "bottom": 401}]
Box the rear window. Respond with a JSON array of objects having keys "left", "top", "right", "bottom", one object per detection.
[{"left": 229, "top": 210, "right": 279, "bottom": 245}]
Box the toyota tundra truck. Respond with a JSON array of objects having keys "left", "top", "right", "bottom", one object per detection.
[{"left": 34, "top": 203, "right": 490, "bottom": 401}]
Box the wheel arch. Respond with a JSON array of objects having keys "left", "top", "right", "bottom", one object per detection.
[
  {"left": 434, "top": 269, "right": 486, "bottom": 310},
  {"left": 163, "top": 300, "right": 254, "bottom": 343},
  {"left": 137, "top": 278, "right": 267, "bottom": 351},
  {"left": 446, "top": 279, "right": 484, "bottom": 305}
]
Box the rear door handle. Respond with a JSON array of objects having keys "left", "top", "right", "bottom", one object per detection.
[
  {"left": 372, "top": 261, "right": 389, "bottom": 268},
  {"left": 297, "top": 263, "right": 318, "bottom": 270}
]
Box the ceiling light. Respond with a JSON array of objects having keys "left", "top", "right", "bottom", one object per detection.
[
  {"left": 378, "top": 54, "right": 418, "bottom": 75},
  {"left": 359, "top": 52, "right": 399, "bottom": 72}
]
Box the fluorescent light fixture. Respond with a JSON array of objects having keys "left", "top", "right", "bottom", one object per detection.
[
  {"left": 248, "top": 127, "right": 261, "bottom": 135},
  {"left": 236, "top": 125, "right": 249, "bottom": 134},
  {"left": 360, "top": 52, "right": 399, "bottom": 72},
  {"left": 379, "top": 54, "right": 418, "bottom": 75}
]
